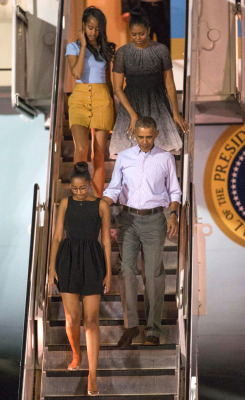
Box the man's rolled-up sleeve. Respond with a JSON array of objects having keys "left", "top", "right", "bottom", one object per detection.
[
  {"left": 166, "top": 155, "right": 182, "bottom": 204},
  {"left": 103, "top": 154, "right": 123, "bottom": 203}
]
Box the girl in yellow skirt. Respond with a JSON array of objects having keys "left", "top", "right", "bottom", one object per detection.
[{"left": 66, "top": 6, "right": 115, "bottom": 197}]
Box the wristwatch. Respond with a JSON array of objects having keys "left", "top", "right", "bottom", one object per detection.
[{"left": 170, "top": 210, "right": 179, "bottom": 218}]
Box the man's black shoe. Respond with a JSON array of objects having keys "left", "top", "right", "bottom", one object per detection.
[
  {"left": 144, "top": 335, "right": 160, "bottom": 345},
  {"left": 117, "top": 327, "right": 139, "bottom": 348}
]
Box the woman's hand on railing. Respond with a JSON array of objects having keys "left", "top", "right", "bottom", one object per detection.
[
  {"left": 173, "top": 112, "right": 190, "bottom": 134},
  {"left": 48, "top": 267, "right": 58, "bottom": 286}
]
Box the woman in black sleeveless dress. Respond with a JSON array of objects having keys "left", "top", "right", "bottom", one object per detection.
[{"left": 48, "top": 162, "right": 111, "bottom": 396}]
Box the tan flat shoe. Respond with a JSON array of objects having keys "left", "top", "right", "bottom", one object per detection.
[{"left": 87, "top": 390, "right": 99, "bottom": 396}]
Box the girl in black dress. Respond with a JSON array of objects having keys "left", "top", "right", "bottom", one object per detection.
[{"left": 48, "top": 162, "right": 111, "bottom": 396}]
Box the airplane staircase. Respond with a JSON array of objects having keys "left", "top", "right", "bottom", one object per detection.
[{"left": 16, "top": 1, "right": 201, "bottom": 399}]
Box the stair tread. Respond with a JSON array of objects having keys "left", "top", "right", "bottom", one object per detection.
[
  {"left": 42, "top": 374, "right": 178, "bottom": 396},
  {"left": 45, "top": 368, "right": 177, "bottom": 377},
  {"left": 44, "top": 344, "right": 179, "bottom": 371},
  {"left": 48, "top": 294, "right": 176, "bottom": 302},
  {"left": 47, "top": 343, "right": 177, "bottom": 351},
  {"left": 48, "top": 318, "right": 177, "bottom": 327},
  {"left": 43, "top": 396, "right": 176, "bottom": 400}
]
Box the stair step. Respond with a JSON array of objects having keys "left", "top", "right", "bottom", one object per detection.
[
  {"left": 51, "top": 273, "right": 177, "bottom": 297},
  {"left": 60, "top": 138, "right": 181, "bottom": 164},
  {"left": 56, "top": 176, "right": 180, "bottom": 201},
  {"left": 48, "top": 296, "right": 177, "bottom": 321},
  {"left": 49, "top": 294, "right": 176, "bottom": 302},
  {"left": 55, "top": 179, "right": 110, "bottom": 202},
  {"left": 45, "top": 324, "right": 178, "bottom": 346},
  {"left": 43, "top": 395, "right": 176, "bottom": 400},
  {"left": 60, "top": 159, "right": 116, "bottom": 182},
  {"left": 48, "top": 344, "right": 177, "bottom": 351},
  {"left": 49, "top": 319, "right": 177, "bottom": 327},
  {"left": 62, "top": 132, "right": 180, "bottom": 159},
  {"left": 61, "top": 139, "right": 111, "bottom": 162},
  {"left": 59, "top": 160, "right": 181, "bottom": 182},
  {"left": 41, "top": 372, "right": 178, "bottom": 396},
  {"left": 44, "top": 345, "right": 178, "bottom": 370},
  {"left": 46, "top": 368, "right": 176, "bottom": 377}
]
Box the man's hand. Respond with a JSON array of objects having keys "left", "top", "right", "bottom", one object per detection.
[
  {"left": 101, "top": 196, "right": 114, "bottom": 206},
  {"left": 167, "top": 215, "right": 179, "bottom": 238},
  {"left": 121, "top": 12, "right": 130, "bottom": 23}
]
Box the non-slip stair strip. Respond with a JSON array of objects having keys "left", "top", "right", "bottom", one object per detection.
[
  {"left": 43, "top": 395, "right": 176, "bottom": 400},
  {"left": 62, "top": 154, "right": 181, "bottom": 162},
  {"left": 49, "top": 318, "right": 177, "bottom": 327},
  {"left": 46, "top": 369, "right": 176, "bottom": 378},
  {"left": 47, "top": 344, "right": 177, "bottom": 351},
  {"left": 49, "top": 294, "right": 176, "bottom": 303},
  {"left": 110, "top": 268, "right": 177, "bottom": 275}
]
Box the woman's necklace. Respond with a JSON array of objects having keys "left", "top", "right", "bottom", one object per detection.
[{"left": 79, "top": 195, "right": 90, "bottom": 206}]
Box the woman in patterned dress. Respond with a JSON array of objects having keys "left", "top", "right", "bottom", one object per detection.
[{"left": 110, "top": 8, "right": 188, "bottom": 157}]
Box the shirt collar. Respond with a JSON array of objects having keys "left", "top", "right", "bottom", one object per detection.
[{"left": 135, "top": 144, "right": 157, "bottom": 155}]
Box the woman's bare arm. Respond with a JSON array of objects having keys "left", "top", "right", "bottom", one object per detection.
[
  {"left": 105, "top": 63, "right": 114, "bottom": 98},
  {"left": 163, "top": 68, "right": 187, "bottom": 133},
  {"left": 113, "top": 71, "right": 138, "bottom": 136},
  {"left": 48, "top": 197, "right": 68, "bottom": 285},
  {"left": 99, "top": 199, "right": 111, "bottom": 293},
  {"left": 67, "top": 31, "right": 86, "bottom": 80}
]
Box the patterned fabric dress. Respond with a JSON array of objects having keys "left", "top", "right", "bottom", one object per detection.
[{"left": 109, "top": 41, "right": 182, "bottom": 157}]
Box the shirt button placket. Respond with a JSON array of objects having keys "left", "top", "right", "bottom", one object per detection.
[
  {"left": 88, "top": 85, "right": 92, "bottom": 118},
  {"left": 139, "top": 157, "right": 144, "bottom": 208}
]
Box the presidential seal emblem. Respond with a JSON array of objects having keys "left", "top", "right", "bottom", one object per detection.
[{"left": 204, "top": 126, "right": 245, "bottom": 247}]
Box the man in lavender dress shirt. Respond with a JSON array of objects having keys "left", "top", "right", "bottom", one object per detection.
[{"left": 102, "top": 116, "right": 181, "bottom": 347}]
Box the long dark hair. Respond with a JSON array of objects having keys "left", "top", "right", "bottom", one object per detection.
[
  {"left": 81, "top": 6, "right": 115, "bottom": 62},
  {"left": 71, "top": 162, "right": 91, "bottom": 182},
  {"left": 129, "top": 8, "right": 150, "bottom": 29}
]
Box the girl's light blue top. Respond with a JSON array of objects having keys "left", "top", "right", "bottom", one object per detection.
[{"left": 65, "top": 41, "right": 106, "bottom": 83}]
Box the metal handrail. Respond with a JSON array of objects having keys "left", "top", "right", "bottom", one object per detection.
[
  {"left": 38, "top": 0, "right": 65, "bottom": 305},
  {"left": 175, "top": 1, "right": 200, "bottom": 399},
  {"left": 18, "top": 184, "right": 40, "bottom": 400},
  {"left": 185, "top": 182, "right": 194, "bottom": 400},
  {"left": 17, "top": 3, "right": 66, "bottom": 397},
  {"left": 176, "top": 0, "right": 190, "bottom": 310}
]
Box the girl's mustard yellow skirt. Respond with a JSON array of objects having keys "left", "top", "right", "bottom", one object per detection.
[{"left": 68, "top": 83, "right": 114, "bottom": 131}]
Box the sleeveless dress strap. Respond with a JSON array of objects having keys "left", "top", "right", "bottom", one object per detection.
[
  {"left": 68, "top": 196, "right": 72, "bottom": 207},
  {"left": 96, "top": 198, "right": 101, "bottom": 214}
]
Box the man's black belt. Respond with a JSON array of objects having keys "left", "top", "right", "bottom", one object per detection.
[{"left": 123, "top": 205, "right": 163, "bottom": 215}]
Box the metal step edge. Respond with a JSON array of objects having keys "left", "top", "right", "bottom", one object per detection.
[
  {"left": 48, "top": 319, "right": 177, "bottom": 327},
  {"left": 46, "top": 344, "right": 177, "bottom": 351},
  {"left": 43, "top": 394, "right": 176, "bottom": 400},
  {"left": 61, "top": 178, "right": 180, "bottom": 185},
  {"left": 61, "top": 154, "right": 181, "bottom": 162},
  {"left": 110, "top": 249, "right": 178, "bottom": 255},
  {"left": 45, "top": 368, "right": 177, "bottom": 378},
  {"left": 61, "top": 136, "right": 181, "bottom": 162},
  {"left": 50, "top": 243, "right": 177, "bottom": 253},
  {"left": 110, "top": 246, "right": 177, "bottom": 253},
  {"left": 48, "top": 269, "right": 176, "bottom": 278},
  {"left": 48, "top": 294, "right": 176, "bottom": 303}
]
